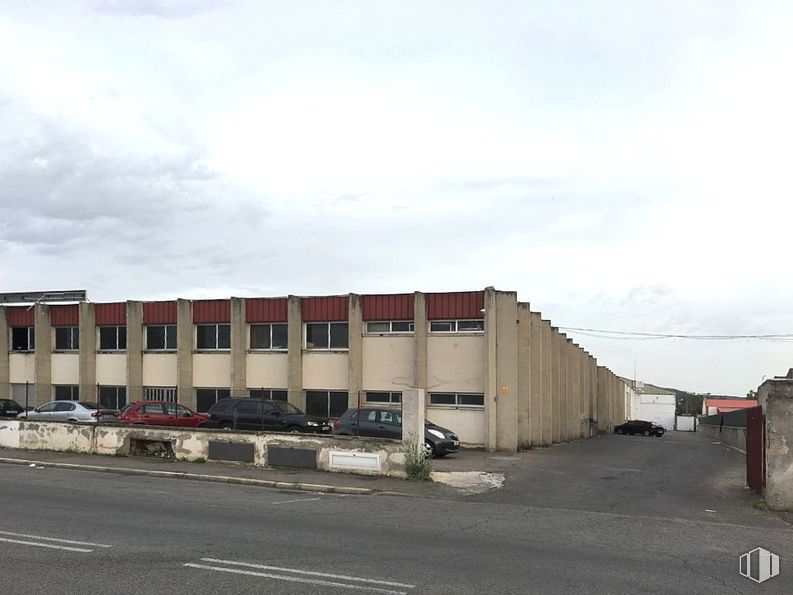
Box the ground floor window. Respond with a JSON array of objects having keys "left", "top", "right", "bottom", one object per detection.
[
  {"left": 429, "top": 392, "right": 485, "bottom": 408},
  {"left": 54, "top": 385, "right": 80, "bottom": 400},
  {"left": 305, "top": 390, "right": 348, "bottom": 418},
  {"left": 248, "top": 388, "right": 288, "bottom": 401},
  {"left": 196, "top": 388, "right": 231, "bottom": 412},
  {"left": 99, "top": 386, "right": 127, "bottom": 409},
  {"left": 144, "top": 386, "right": 177, "bottom": 403},
  {"left": 11, "top": 383, "right": 35, "bottom": 405},
  {"left": 365, "top": 391, "right": 402, "bottom": 404}
]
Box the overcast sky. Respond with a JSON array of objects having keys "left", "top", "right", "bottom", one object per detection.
[{"left": 1, "top": 1, "right": 791, "bottom": 396}]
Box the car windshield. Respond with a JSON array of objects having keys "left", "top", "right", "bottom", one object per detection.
[{"left": 272, "top": 401, "right": 302, "bottom": 415}]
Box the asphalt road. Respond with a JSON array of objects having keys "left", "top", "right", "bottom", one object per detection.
[{"left": 2, "top": 433, "right": 791, "bottom": 594}]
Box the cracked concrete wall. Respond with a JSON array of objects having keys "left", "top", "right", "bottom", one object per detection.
[{"left": 759, "top": 377, "right": 793, "bottom": 510}]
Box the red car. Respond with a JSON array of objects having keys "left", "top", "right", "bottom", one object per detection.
[{"left": 116, "top": 401, "right": 209, "bottom": 428}]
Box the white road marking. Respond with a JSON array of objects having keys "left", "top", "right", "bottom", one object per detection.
[
  {"left": 184, "top": 563, "right": 410, "bottom": 594},
  {"left": 0, "top": 537, "right": 93, "bottom": 553},
  {"left": 199, "top": 558, "right": 415, "bottom": 588},
  {"left": 271, "top": 497, "right": 321, "bottom": 505},
  {"left": 0, "top": 530, "right": 112, "bottom": 548}
]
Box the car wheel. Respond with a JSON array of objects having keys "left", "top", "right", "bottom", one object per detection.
[
  {"left": 643, "top": 430, "right": 651, "bottom": 436},
  {"left": 424, "top": 441, "right": 434, "bottom": 459},
  {"left": 616, "top": 428, "right": 624, "bottom": 434},
  {"left": 287, "top": 426, "right": 301, "bottom": 434},
  {"left": 219, "top": 421, "right": 234, "bottom": 431}
]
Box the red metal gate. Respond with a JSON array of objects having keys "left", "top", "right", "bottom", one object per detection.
[{"left": 746, "top": 406, "right": 765, "bottom": 491}]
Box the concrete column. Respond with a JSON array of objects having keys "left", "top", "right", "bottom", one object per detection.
[
  {"left": 0, "top": 307, "right": 9, "bottom": 400},
  {"left": 484, "top": 288, "right": 498, "bottom": 451},
  {"left": 126, "top": 301, "right": 143, "bottom": 402},
  {"left": 758, "top": 375, "right": 793, "bottom": 510},
  {"left": 570, "top": 343, "right": 580, "bottom": 441},
  {"left": 413, "top": 292, "right": 427, "bottom": 391},
  {"left": 590, "top": 356, "right": 598, "bottom": 433},
  {"left": 581, "top": 351, "right": 591, "bottom": 438},
  {"left": 550, "top": 328, "right": 561, "bottom": 444},
  {"left": 78, "top": 302, "right": 96, "bottom": 402},
  {"left": 540, "top": 319, "right": 552, "bottom": 446},
  {"left": 230, "top": 297, "right": 246, "bottom": 395},
  {"left": 560, "top": 334, "right": 570, "bottom": 442},
  {"left": 287, "top": 295, "right": 303, "bottom": 410},
  {"left": 597, "top": 366, "right": 608, "bottom": 433},
  {"left": 494, "top": 290, "right": 518, "bottom": 452},
  {"left": 517, "top": 302, "right": 531, "bottom": 449},
  {"left": 176, "top": 299, "right": 193, "bottom": 408},
  {"left": 528, "top": 311, "right": 543, "bottom": 447},
  {"left": 34, "top": 303, "right": 51, "bottom": 406},
  {"left": 401, "top": 388, "right": 426, "bottom": 448},
  {"left": 347, "top": 293, "right": 363, "bottom": 409}
]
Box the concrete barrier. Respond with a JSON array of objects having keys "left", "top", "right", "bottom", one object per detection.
[
  {"left": 0, "top": 421, "right": 407, "bottom": 478},
  {"left": 697, "top": 422, "right": 746, "bottom": 453}
]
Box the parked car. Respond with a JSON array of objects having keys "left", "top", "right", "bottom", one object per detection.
[
  {"left": 16, "top": 401, "right": 114, "bottom": 423},
  {"left": 333, "top": 406, "right": 460, "bottom": 458},
  {"left": 0, "top": 399, "right": 24, "bottom": 418},
  {"left": 614, "top": 420, "right": 665, "bottom": 437},
  {"left": 116, "top": 401, "right": 209, "bottom": 428},
  {"left": 205, "top": 398, "right": 332, "bottom": 434}
]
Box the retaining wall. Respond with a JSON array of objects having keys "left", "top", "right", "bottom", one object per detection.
[
  {"left": 697, "top": 422, "right": 746, "bottom": 453},
  {"left": 0, "top": 419, "right": 406, "bottom": 478}
]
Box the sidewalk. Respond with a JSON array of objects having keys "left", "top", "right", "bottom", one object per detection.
[{"left": 0, "top": 446, "right": 514, "bottom": 498}]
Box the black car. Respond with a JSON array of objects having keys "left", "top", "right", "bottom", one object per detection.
[
  {"left": 614, "top": 420, "right": 665, "bottom": 437},
  {"left": 333, "top": 406, "right": 460, "bottom": 458},
  {"left": 205, "top": 398, "right": 332, "bottom": 434},
  {"left": 0, "top": 399, "right": 24, "bottom": 418}
]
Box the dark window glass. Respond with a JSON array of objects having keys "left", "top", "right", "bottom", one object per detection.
[
  {"left": 55, "top": 327, "right": 78, "bottom": 350},
  {"left": 458, "top": 320, "right": 485, "bottom": 331},
  {"left": 306, "top": 323, "right": 329, "bottom": 349},
  {"left": 235, "top": 400, "right": 260, "bottom": 415},
  {"left": 271, "top": 390, "right": 288, "bottom": 401},
  {"left": 196, "top": 389, "right": 217, "bottom": 413},
  {"left": 99, "top": 327, "right": 116, "bottom": 350},
  {"left": 142, "top": 403, "right": 165, "bottom": 414},
  {"left": 459, "top": 394, "right": 485, "bottom": 406},
  {"left": 271, "top": 324, "right": 288, "bottom": 349},
  {"left": 55, "top": 402, "right": 75, "bottom": 411},
  {"left": 165, "top": 326, "right": 176, "bottom": 349},
  {"left": 430, "top": 321, "right": 454, "bottom": 332},
  {"left": 367, "top": 322, "right": 390, "bottom": 333},
  {"left": 217, "top": 324, "right": 230, "bottom": 349},
  {"left": 329, "top": 323, "right": 348, "bottom": 349},
  {"left": 54, "top": 385, "right": 79, "bottom": 400},
  {"left": 250, "top": 325, "right": 271, "bottom": 349},
  {"left": 391, "top": 321, "right": 414, "bottom": 332},
  {"left": 197, "top": 325, "right": 216, "bottom": 349},
  {"left": 119, "top": 327, "right": 127, "bottom": 350},
  {"left": 429, "top": 393, "right": 456, "bottom": 405},
  {"left": 366, "top": 392, "right": 391, "bottom": 403},
  {"left": 329, "top": 391, "right": 348, "bottom": 417},
  {"left": 30, "top": 328, "right": 35, "bottom": 349},
  {"left": 12, "top": 327, "right": 33, "bottom": 351},
  {"left": 147, "top": 326, "right": 165, "bottom": 350},
  {"left": 99, "top": 386, "right": 126, "bottom": 409},
  {"left": 305, "top": 391, "right": 328, "bottom": 417}
]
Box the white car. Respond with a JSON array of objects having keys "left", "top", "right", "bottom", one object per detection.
[{"left": 17, "top": 400, "right": 102, "bottom": 423}]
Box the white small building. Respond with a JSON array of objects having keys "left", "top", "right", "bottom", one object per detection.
[{"left": 636, "top": 393, "right": 676, "bottom": 429}]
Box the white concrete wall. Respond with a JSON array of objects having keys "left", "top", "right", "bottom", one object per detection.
[
  {"left": 427, "top": 335, "right": 485, "bottom": 393},
  {"left": 193, "top": 353, "right": 231, "bottom": 387},
  {"left": 246, "top": 353, "right": 288, "bottom": 389},
  {"left": 0, "top": 419, "right": 20, "bottom": 448},
  {"left": 9, "top": 353, "right": 35, "bottom": 383},
  {"left": 96, "top": 353, "right": 126, "bottom": 385},
  {"left": 303, "top": 352, "right": 348, "bottom": 389},
  {"left": 676, "top": 415, "right": 696, "bottom": 431},
  {"left": 142, "top": 354, "right": 178, "bottom": 386},
  {"left": 425, "top": 407, "right": 485, "bottom": 446},
  {"left": 51, "top": 353, "right": 79, "bottom": 384},
  {"left": 636, "top": 394, "right": 676, "bottom": 429},
  {"left": 362, "top": 336, "right": 413, "bottom": 391}
]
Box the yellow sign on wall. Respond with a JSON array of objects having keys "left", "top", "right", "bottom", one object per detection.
[{"left": 501, "top": 385, "right": 510, "bottom": 395}]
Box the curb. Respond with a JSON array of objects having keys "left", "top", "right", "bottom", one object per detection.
[{"left": 0, "top": 457, "right": 377, "bottom": 496}]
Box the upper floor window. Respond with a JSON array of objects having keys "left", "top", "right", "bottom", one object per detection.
[
  {"left": 305, "top": 322, "right": 348, "bottom": 350},
  {"left": 99, "top": 326, "right": 127, "bottom": 351},
  {"left": 429, "top": 392, "right": 485, "bottom": 409},
  {"left": 146, "top": 325, "right": 176, "bottom": 351},
  {"left": 55, "top": 327, "right": 79, "bottom": 350},
  {"left": 11, "top": 327, "right": 34, "bottom": 351},
  {"left": 366, "top": 321, "right": 414, "bottom": 334},
  {"left": 430, "top": 320, "right": 484, "bottom": 333},
  {"left": 196, "top": 324, "right": 230, "bottom": 350},
  {"left": 250, "top": 323, "right": 287, "bottom": 350}
]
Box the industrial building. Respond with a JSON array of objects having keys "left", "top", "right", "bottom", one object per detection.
[{"left": 0, "top": 288, "right": 628, "bottom": 451}]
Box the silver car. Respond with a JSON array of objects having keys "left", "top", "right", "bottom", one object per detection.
[{"left": 17, "top": 400, "right": 101, "bottom": 423}]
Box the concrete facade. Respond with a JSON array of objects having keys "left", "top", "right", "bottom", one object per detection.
[
  {"left": 758, "top": 374, "right": 793, "bottom": 511},
  {"left": 1, "top": 287, "right": 629, "bottom": 451}
]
